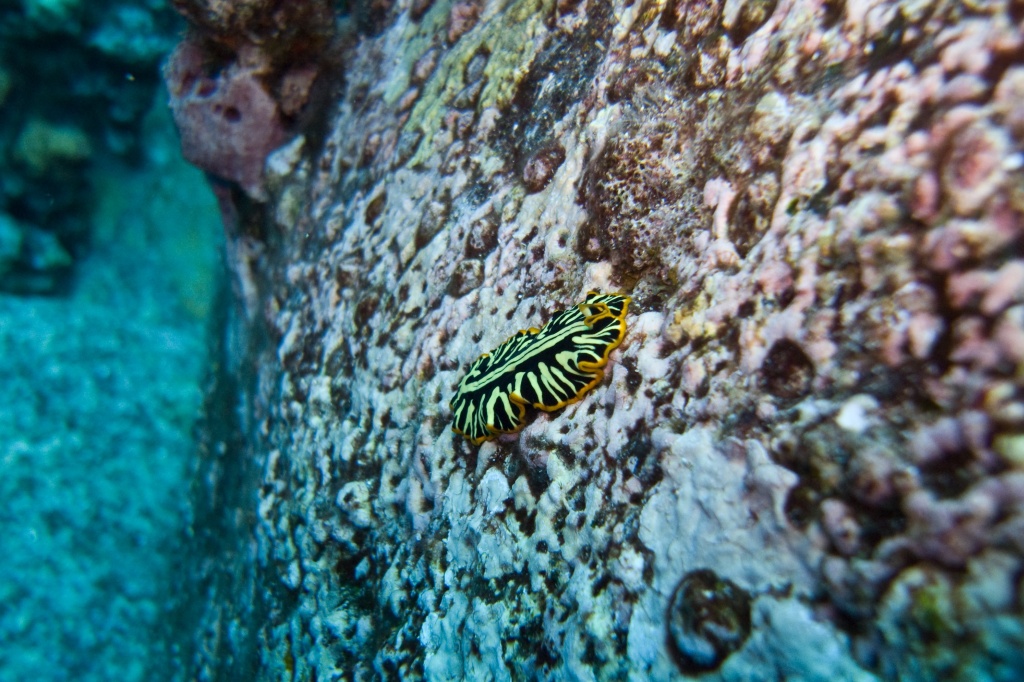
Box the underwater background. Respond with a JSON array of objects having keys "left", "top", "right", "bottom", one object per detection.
[
  {"left": 0, "top": 1, "right": 221, "bottom": 679},
  {"left": 3, "top": 0, "right": 1024, "bottom": 681}
]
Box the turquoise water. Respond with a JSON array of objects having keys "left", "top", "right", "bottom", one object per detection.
[
  {"left": 0, "top": 3, "right": 222, "bottom": 678},
  {"left": 0, "top": 110, "right": 222, "bottom": 682}
]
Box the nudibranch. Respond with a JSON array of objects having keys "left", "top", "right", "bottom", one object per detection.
[{"left": 450, "top": 291, "right": 631, "bottom": 445}]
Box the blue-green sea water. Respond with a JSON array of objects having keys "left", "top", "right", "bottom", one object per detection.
[{"left": 0, "top": 3, "right": 222, "bottom": 678}]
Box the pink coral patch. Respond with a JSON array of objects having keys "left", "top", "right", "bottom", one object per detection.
[{"left": 164, "top": 41, "right": 288, "bottom": 200}]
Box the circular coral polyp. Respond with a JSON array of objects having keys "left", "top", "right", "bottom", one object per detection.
[{"left": 667, "top": 569, "right": 752, "bottom": 673}]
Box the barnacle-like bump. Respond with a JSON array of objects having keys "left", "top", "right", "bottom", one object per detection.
[
  {"left": 667, "top": 569, "right": 752, "bottom": 673},
  {"left": 522, "top": 142, "right": 566, "bottom": 193},
  {"left": 450, "top": 291, "right": 630, "bottom": 444}
]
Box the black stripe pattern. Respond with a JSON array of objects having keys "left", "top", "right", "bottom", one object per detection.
[{"left": 450, "top": 291, "right": 631, "bottom": 444}]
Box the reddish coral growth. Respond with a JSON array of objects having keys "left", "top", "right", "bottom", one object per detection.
[
  {"left": 163, "top": 0, "right": 336, "bottom": 201},
  {"left": 164, "top": 41, "right": 287, "bottom": 200},
  {"left": 522, "top": 143, "right": 566, "bottom": 193},
  {"left": 410, "top": 0, "right": 434, "bottom": 21},
  {"left": 942, "top": 118, "right": 1012, "bottom": 216},
  {"left": 170, "top": 0, "right": 334, "bottom": 61},
  {"left": 447, "top": 0, "right": 482, "bottom": 43}
]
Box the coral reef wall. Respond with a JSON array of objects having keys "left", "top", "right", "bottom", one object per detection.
[{"left": 172, "top": 0, "right": 1024, "bottom": 679}]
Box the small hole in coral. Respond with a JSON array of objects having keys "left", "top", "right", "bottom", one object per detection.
[
  {"left": 195, "top": 78, "right": 217, "bottom": 97},
  {"left": 223, "top": 106, "right": 242, "bottom": 123},
  {"left": 761, "top": 339, "right": 815, "bottom": 400}
]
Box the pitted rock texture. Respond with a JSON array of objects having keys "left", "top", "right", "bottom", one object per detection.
[{"left": 180, "top": 1, "right": 1024, "bottom": 680}]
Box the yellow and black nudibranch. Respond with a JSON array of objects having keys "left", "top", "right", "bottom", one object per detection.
[{"left": 450, "top": 291, "right": 631, "bottom": 445}]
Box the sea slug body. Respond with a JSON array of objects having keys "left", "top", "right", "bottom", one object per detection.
[{"left": 450, "top": 291, "right": 631, "bottom": 444}]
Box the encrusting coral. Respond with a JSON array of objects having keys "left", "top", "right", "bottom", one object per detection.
[
  {"left": 167, "top": 0, "right": 1024, "bottom": 680},
  {"left": 164, "top": 41, "right": 288, "bottom": 201},
  {"left": 163, "top": 0, "right": 335, "bottom": 201}
]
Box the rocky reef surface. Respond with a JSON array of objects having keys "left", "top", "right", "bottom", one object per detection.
[{"left": 171, "top": 0, "right": 1024, "bottom": 679}]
